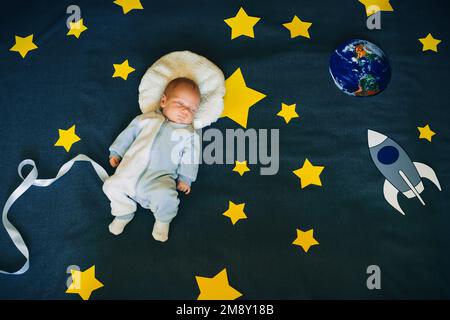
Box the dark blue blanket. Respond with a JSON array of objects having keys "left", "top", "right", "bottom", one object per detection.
[{"left": 1, "top": 0, "right": 449, "bottom": 299}]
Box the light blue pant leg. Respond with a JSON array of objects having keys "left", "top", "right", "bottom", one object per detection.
[{"left": 137, "top": 175, "right": 180, "bottom": 223}]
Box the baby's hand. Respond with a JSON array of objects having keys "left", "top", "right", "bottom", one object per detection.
[
  {"left": 177, "top": 180, "right": 191, "bottom": 195},
  {"left": 109, "top": 156, "right": 121, "bottom": 168}
]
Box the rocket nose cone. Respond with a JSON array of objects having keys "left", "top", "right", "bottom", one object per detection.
[{"left": 368, "top": 129, "right": 388, "bottom": 148}]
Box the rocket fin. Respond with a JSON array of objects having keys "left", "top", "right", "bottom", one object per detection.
[
  {"left": 383, "top": 179, "right": 405, "bottom": 215},
  {"left": 414, "top": 162, "right": 442, "bottom": 191}
]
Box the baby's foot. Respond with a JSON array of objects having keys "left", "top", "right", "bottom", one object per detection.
[
  {"left": 109, "top": 217, "right": 132, "bottom": 235},
  {"left": 152, "top": 221, "right": 170, "bottom": 242}
]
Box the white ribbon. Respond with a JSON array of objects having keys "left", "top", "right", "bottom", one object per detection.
[{"left": 1, "top": 154, "right": 109, "bottom": 275}]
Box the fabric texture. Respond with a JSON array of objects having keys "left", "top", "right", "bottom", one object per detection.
[
  {"left": 138, "top": 50, "right": 226, "bottom": 129},
  {"left": 0, "top": 0, "right": 449, "bottom": 299}
]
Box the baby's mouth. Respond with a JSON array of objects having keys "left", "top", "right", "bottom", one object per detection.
[{"left": 178, "top": 112, "right": 189, "bottom": 120}]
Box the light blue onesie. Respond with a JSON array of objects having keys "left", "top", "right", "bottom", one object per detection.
[{"left": 103, "top": 111, "right": 199, "bottom": 223}]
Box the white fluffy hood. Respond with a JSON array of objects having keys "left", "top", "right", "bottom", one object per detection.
[{"left": 138, "top": 51, "right": 225, "bottom": 129}]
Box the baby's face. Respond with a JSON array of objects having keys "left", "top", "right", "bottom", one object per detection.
[{"left": 160, "top": 85, "right": 200, "bottom": 125}]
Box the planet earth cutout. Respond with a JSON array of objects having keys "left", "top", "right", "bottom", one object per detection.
[{"left": 329, "top": 39, "right": 391, "bottom": 97}]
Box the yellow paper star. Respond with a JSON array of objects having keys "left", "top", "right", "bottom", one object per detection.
[
  {"left": 417, "top": 124, "right": 436, "bottom": 142},
  {"left": 67, "top": 19, "right": 88, "bottom": 38},
  {"left": 292, "top": 228, "right": 319, "bottom": 253},
  {"left": 277, "top": 103, "right": 299, "bottom": 123},
  {"left": 233, "top": 161, "right": 250, "bottom": 176},
  {"left": 224, "top": 7, "right": 261, "bottom": 40},
  {"left": 196, "top": 268, "right": 242, "bottom": 300},
  {"left": 54, "top": 125, "right": 81, "bottom": 152},
  {"left": 9, "top": 35, "right": 38, "bottom": 58},
  {"left": 66, "top": 266, "right": 104, "bottom": 300},
  {"left": 293, "top": 159, "right": 325, "bottom": 189},
  {"left": 222, "top": 68, "right": 266, "bottom": 128},
  {"left": 114, "top": 0, "right": 143, "bottom": 14},
  {"left": 283, "top": 16, "right": 312, "bottom": 39},
  {"left": 419, "top": 33, "right": 441, "bottom": 52},
  {"left": 223, "top": 201, "right": 247, "bottom": 225},
  {"left": 113, "top": 59, "right": 135, "bottom": 80},
  {"left": 359, "top": 0, "right": 394, "bottom": 16}
]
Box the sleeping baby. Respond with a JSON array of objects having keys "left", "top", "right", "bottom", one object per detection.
[{"left": 102, "top": 77, "right": 201, "bottom": 242}]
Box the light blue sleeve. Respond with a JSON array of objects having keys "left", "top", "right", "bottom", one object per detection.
[
  {"left": 177, "top": 133, "right": 200, "bottom": 186},
  {"left": 109, "top": 116, "right": 143, "bottom": 158}
]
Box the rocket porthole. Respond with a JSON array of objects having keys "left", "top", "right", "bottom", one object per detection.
[{"left": 377, "top": 146, "right": 399, "bottom": 165}]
